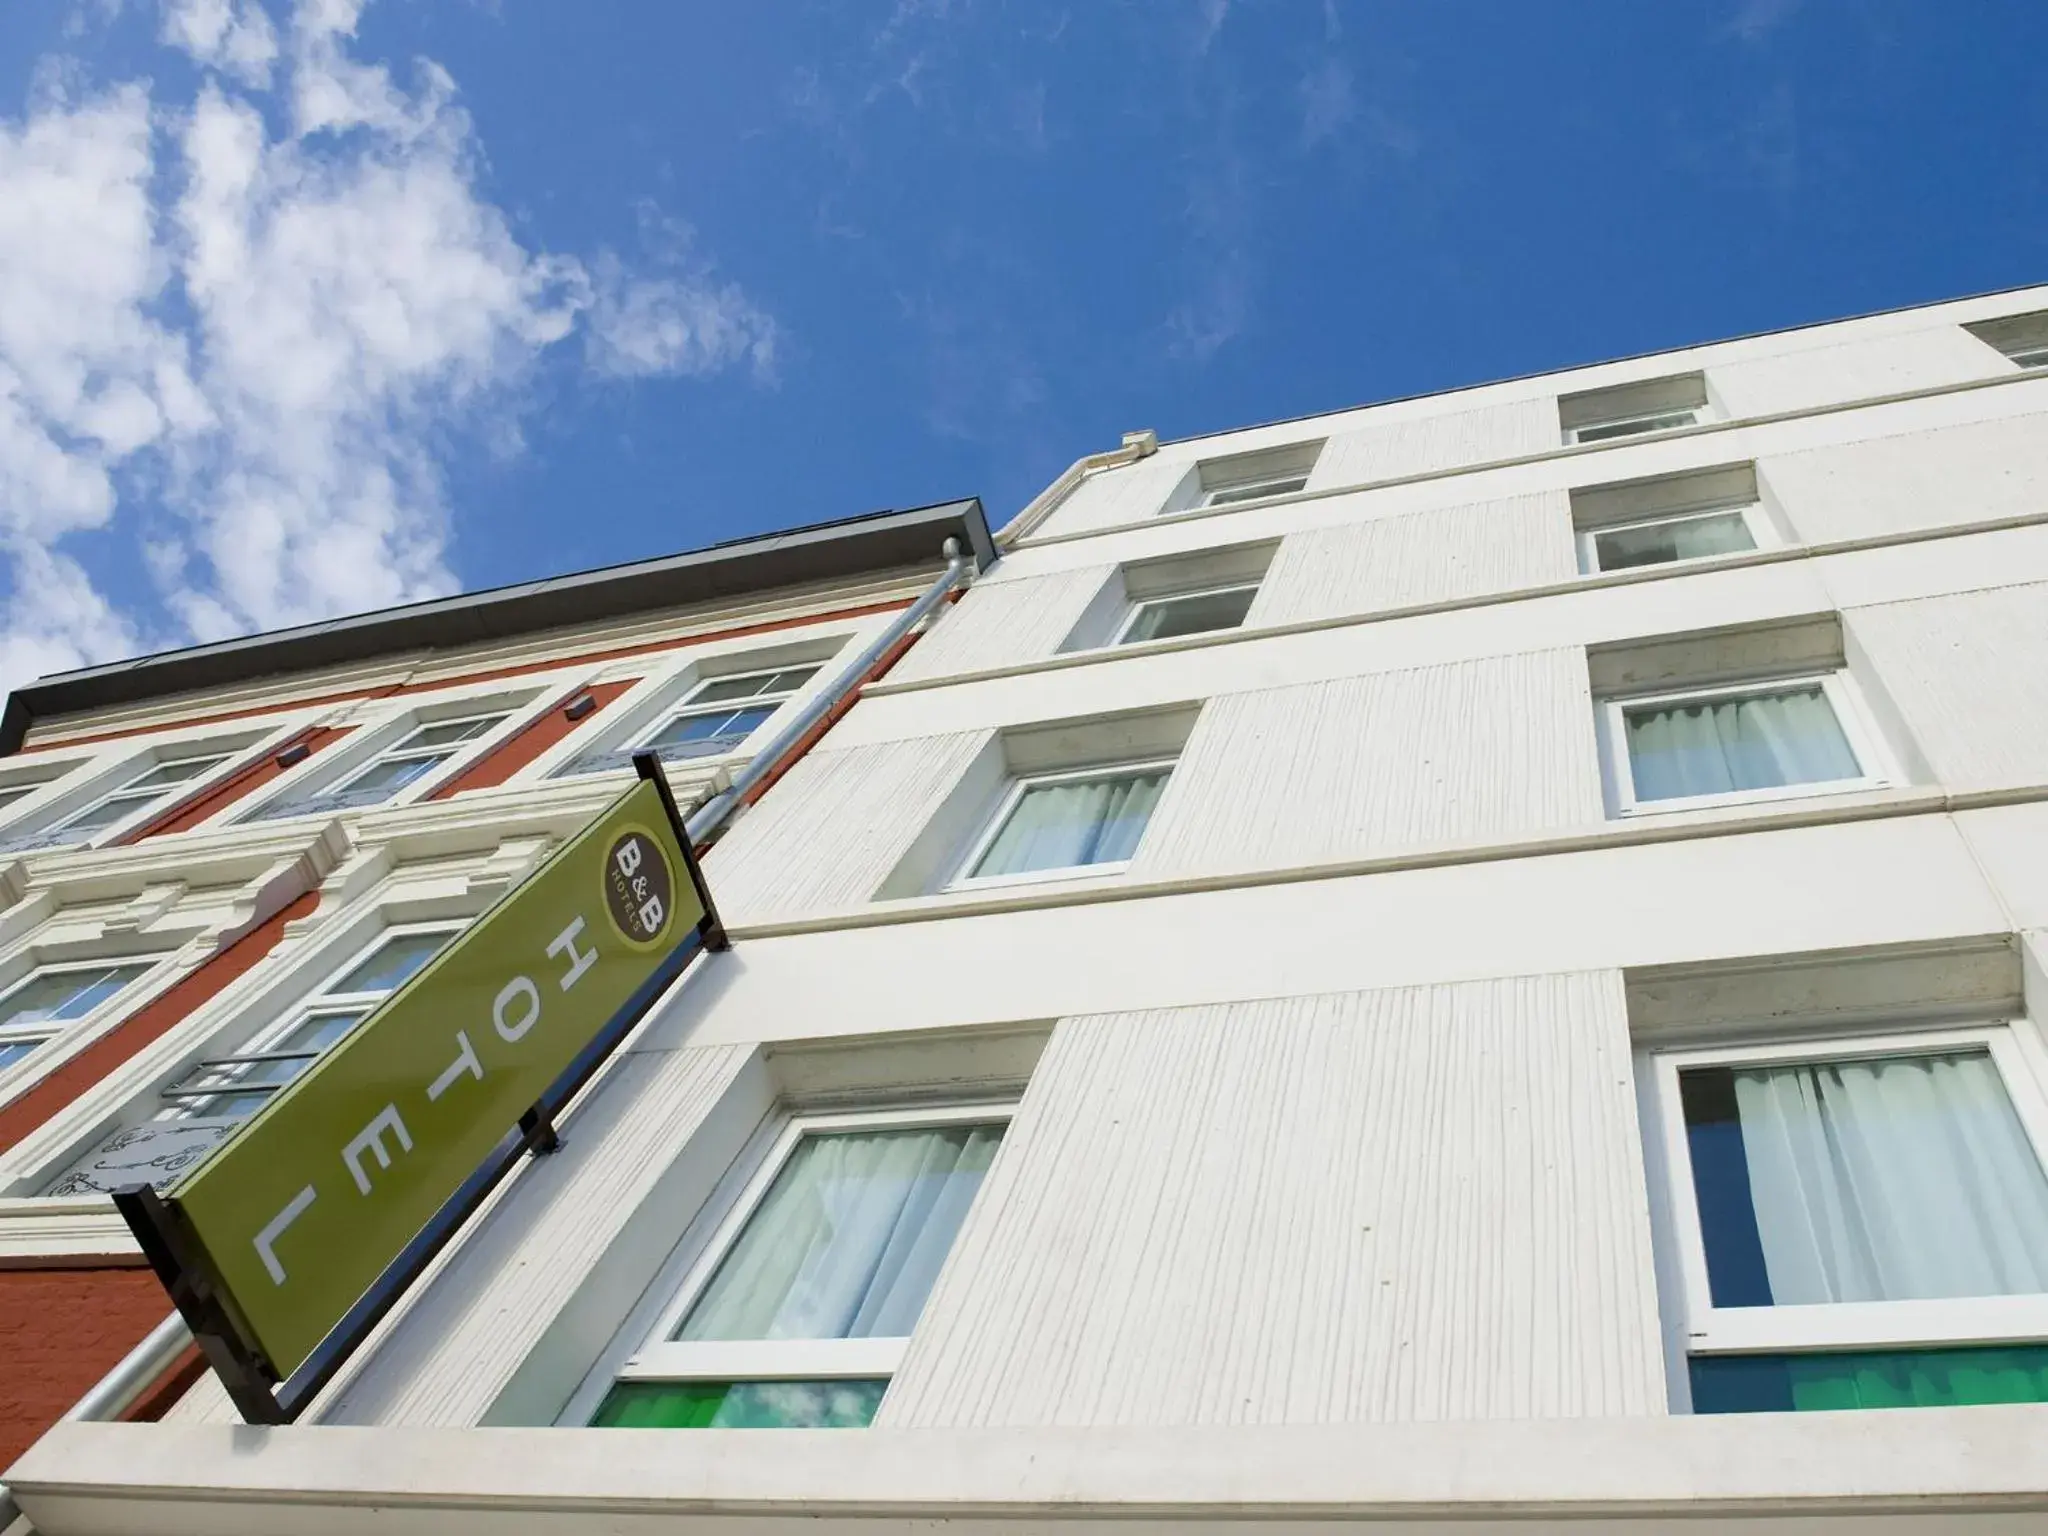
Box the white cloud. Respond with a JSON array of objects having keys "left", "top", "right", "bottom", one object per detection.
[
  {"left": 0, "top": 0, "right": 777, "bottom": 694},
  {"left": 161, "top": 0, "right": 279, "bottom": 86}
]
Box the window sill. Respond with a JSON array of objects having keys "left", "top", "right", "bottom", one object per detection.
[
  {"left": 17, "top": 1409, "right": 2048, "bottom": 1533},
  {"left": 0, "top": 1195, "right": 138, "bottom": 1265},
  {"left": 1691, "top": 1294, "right": 2048, "bottom": 1355}
]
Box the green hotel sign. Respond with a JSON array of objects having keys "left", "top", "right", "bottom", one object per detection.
[{"left": 119, "top": 766, "right": 719, "bottom": 1420}]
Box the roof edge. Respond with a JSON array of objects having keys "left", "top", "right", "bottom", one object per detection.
[{"left": 3, "top": 498, "right": 992, "bottom": 753}]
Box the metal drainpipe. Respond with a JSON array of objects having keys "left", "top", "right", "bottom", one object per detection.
[
  {"left": 0, "top": 540, "right": 974, "bottom": 1533},
  {"left": 685, "top": 535, "right": 972, "bottom": 846},
  {"left": 0, "top": 1310, "right": 195, "bottom": 1529}
]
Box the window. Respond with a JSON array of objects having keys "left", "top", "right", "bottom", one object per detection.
[
  {"left": 634, "top": 668, "right": 817, "bottom": 761},
  {"left": 156, "top": 927, "right": 453, "bottom": 1122},
  {"left": 1580, "top": 506, "right": 1765, "bottom": 574},
  {"left": 557, "top": 667, "right": 819, "bottom": 778},
  {"left": 246, "top": 713, "right": 506, "bottom": 820},
  {"left": 592, "top": 1106, "right": 1008, "bottom": 1428},
  {"left": 950, "top": 760, "right": 1172, "bottom": 888},
  {"left": 1173, "top": 440, "right": 1323, "bottom": 515},
  {"left": 1572, "top": 408, "right": 1699, "bottom": 444},
  {"left": 41, "top": 926, "right": 456, "bottom": 1197},
  {"left": 1559, "top": 373, "right": 1710, "bottom": 446},
  {"left": 1603, "top": 674, "right": 1888, "bottom": 815},
  {"left": 0, "top": 961, "right": 158, "bottom": 1072},
  {"left": 1199, "top": 474, "right": 1308, "bottom": 508},
  {"left": 35, "top": 754, "right": 228, "bottom": 846},
  {"left": 1647, "top": 1024, "right": 2048, "bottom": 1413},
  {"left": 0, "top": 783, "right": 37, "bottom": 818},
  {"left": 1964, "top": 312, "right": 2048, "bottom": 371},
  {"left": 1116, "top": 582, "right": 1258, "bottom": 645}
]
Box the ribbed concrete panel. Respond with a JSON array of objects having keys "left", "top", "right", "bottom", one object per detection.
[
  {"left": 325, "top": 1043, "right": 753, "bottom": 1426},
  {"left": 1247, "top": 492, "right": 1577, "bottom": 627},
  {"left": 704, "top": 731, "right": 990, "bottom": 922},
  {"left": 1761, "top": 412, "right": 2048, "bottom": 546},
  {"left": 889, "top": 568, "right": 1113, "bottom": 684},
  {"left": 881, "top": 972, "right": 1664, "bottom": 1426},
  {"left": 1035, "top": 457, "right": 1193, "bottom": 539},
  {"left": 1305, "top": 399, "right": 1558, "bottom": 491},
  {"left": 1847, "top": 582, "right": 2048, "bottom": 793},
  {"left": 1709, "top": 326, "right": 2007, "bottom": 421},
  {"left": 1132, "top": 649, "right": 1603, "bottom": 881}
]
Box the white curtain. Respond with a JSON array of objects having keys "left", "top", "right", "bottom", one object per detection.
[
  {"left": 677, "top": 1124, "right": 1002, "bottom": 1341},
  {"left": 1734, "top": 1050, "right": 2048, "bottom": 1304},
  {"left": 974, "top": 772, "right": 1167, "bottom": 878},
  {"left": 1626, "top": 686, "right": 1859, "bottom": 801}
]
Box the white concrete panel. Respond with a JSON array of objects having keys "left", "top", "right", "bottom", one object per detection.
[
  {"left": 322, "top": 1043, "right": 753, "bottom": 1427},
  {"left": 1956, "top": 803, "right": 2048, "bottom": 932},
  {"left": 702, "top": 731, "right": 990, "bottom": 923},
  {"left": 1248, "top": 493, "right": 1578, "bottom": 626},
  {"left": 1846, "top": 582, "right": 2048, "bottom": 792},
  {"left": 1761, "top": 412, "right": 2048, "bottom": 545},
  {"left": 1709, "top": 327, "right": 2007, "bottom": 421},
  {"left": 889, "top": 568, "right": 1113, "bottom": 684},
  {"left": 881, "top": 973, "right": 1664, "bottom": 1426},
  {"left": 1035, "top": 457, "right": 1193, "bottom": 540},
  {"left": 990, "top": 378, "right": 2048, "bottom": 581},
  {"left": 1306, "top": 398, "right": 1559, "bottom": 490},
  {"left": 836, "top": 557, "right": 1839, "bottom": 748},
  {"left": 1133, "top": 650, "right": 1602, "bottom": 880},
  {"left": 1812, "top": 522, "right": 2048, "bottom": 611},
  {"left": 657, "top": 814, "right": 2008, "bottom": 1050}
]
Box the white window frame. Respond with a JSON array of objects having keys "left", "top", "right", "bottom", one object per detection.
[
  {"left": 154, "top": 921, "right": 462, "bottom": 1122},
  {"left": 0, "top": 957, "right": 168, "bottom": 1082},
  {"left": 1194, "top": 474, "right": 1308, "bottom": 510},
  {"left": 2009, "top": 342, "right": 2048, "bottom": 371},
  {"left": 945, "top": 757, "right": 1176, "bottom": 892},
  {"left": 613, "top": 1102, "right": 1014, "bottom": 1390},
  {"left": 1565, "top": 405, "right": 1704, "bottom": 446},
  {"left": 326, "top": 713, "right": 508, "bottom": 800},
  {"left": 1112, "top": 581, "right": 1261, "bottom": 647},
  {"left": 1645, "top": 1019, "right": 2048, "bottom": 1362},
  {"left": 1600, "top": 671, "right": 1892, "bottom": 817},
  {"left": 34, "top": 752, "right": 234, "bottom": 846},
  {"left": 1576, "top": 503, "right": 1774, "bottom": 576},
  {"left": 630, "top": 666, "right": 819, "bottom": 757}
]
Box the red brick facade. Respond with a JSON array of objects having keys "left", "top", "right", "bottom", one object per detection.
[{"left": 0, "top": 1266, "right": 195, "bottom": 1469}]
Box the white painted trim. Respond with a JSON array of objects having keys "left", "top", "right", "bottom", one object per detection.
[
  {"left": 17, "top": 1409, "right": 2048, "bottom": 1534},
  {"left": 620, "top": 1337, "right": 905, "bottom": 1383},
  {"left": 1601, "top": 670, "right": 1895, "bottom": 817}
]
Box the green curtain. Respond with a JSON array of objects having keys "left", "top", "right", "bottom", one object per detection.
[
  {"left": 1692, "top": 1346, "right": 2048, "bottom": 1413},
  {"left": 592, "top": 1379, "right": 888, "bottom": 1428}
]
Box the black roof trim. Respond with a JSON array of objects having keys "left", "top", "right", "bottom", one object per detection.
[{"left": 2, "top": 498, "right": 993, "bottom": 753}]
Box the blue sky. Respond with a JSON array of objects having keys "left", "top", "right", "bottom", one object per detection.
[{"left": 0, "top": 1, "right": 2043, "bottom": 692}]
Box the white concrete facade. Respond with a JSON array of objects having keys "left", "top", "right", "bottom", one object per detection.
[{"left": 15, "top": 293, "right": 2048, "bottom": 1529}]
